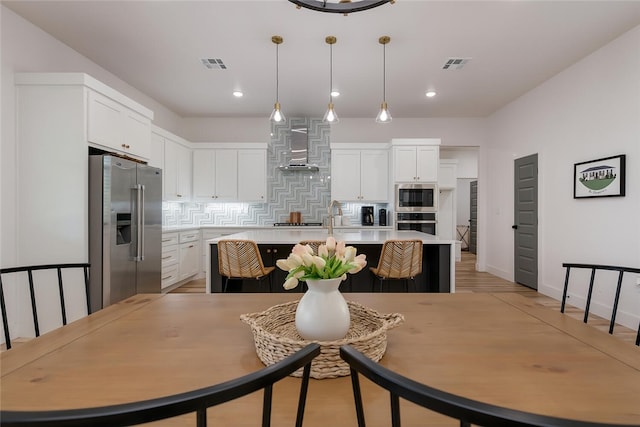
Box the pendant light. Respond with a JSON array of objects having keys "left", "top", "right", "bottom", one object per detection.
[
  {"left": 375, "top": 35, "right": 392, "bottom": 123},
  {"left": 323, "top": 36, "right": 339, "bottom": 124},
  {"left": 270, "top": 35, "right": 285, "bottom": 123}
]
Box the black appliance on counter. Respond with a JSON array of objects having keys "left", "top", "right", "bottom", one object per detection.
[
  {"left": 379, "top": 209, "right": 387, "bottom": 226},
  {"left": 361, "top": 206, "right": 374, "bottom": 226}
]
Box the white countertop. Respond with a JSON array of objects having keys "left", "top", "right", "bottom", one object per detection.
[{"left": 206, "top": 229, "right": 455, "bottom": 245}]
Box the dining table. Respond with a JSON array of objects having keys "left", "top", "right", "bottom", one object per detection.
[{"left": 2, "top": 292, "right": 639, "bottom": 426}]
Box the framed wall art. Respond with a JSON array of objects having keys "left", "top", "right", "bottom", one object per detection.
[{"left": 574, "top": 154, "right": 625, "bottom": 199}]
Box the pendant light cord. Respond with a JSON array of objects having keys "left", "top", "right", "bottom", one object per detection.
[
  {"left": 382, "top": 42, "right": 386, "bottom": 103},
  {"left": 276, "top": 43, "right": 280, "bottom": 103},
  {"left": 329, "top": 42, "right": 333, "bottom": 103}
]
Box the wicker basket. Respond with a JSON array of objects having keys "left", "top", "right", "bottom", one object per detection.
[{"left": 240, "top": 300, "right": 404, "bottom": 379}]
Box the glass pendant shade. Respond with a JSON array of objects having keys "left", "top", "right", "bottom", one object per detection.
[
  {"left": 270, "top": 102, "right": 285, "bottom": 123},
  {"left": 323, "top": 102, "right": 339, "bottom": 123},
  {"left": 375, "top": 102, "right": 392, "bottom": 123}
]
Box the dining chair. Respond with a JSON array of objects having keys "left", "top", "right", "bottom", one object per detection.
[
  {"left": 369, "top": 240, "right": 422, "bottom": 292},
  {"left": 562, "top": 263, "right": 640, "bottom": 346},
  {"left": 339, "top": 345, "right": 632, "bottom": 427},
  {"left": 0, "top": 263, "right": 90, "bottom": 350},
  {"left": 1, "top": 343, "right": 321, "bottom": 427},
  {"left": 217, "top": 239, "right": 275, "bottom": 292}
]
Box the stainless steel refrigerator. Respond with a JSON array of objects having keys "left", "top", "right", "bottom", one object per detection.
[{"left": 89, "top": 155, "right": 162, "bottom": 313}]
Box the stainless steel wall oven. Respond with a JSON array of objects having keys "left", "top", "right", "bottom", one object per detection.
[
  {"left": 396, "top": 212, "right": 437, "bottom": 235},
  {"left": 395, "top": 183, "right": 438, "bottom": 212}
]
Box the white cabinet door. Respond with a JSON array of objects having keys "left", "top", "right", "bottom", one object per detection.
[
  {"left": 214, "top": 150, "right": 238, "bottom": 200},
  {"left": 192, "top": 150, "right": 216, "bottom": 201},
  {"left": 179, "top": 241, "right": 200, "bottom": 280},
  {"left": 176, "top": 143, "right": 192, "bottom": 201},
  {"left": 393, "top": 146, "right": 418, "bottom": 182},
  {"left": 164, "top": 138, "right": 191, "bottom": 201},
  {"left": 149, "top": 131, "right": 164, "bottom": 170},
  {"left": 416, "top": 146, "right": 439, "bottom": 182},
  {"left": 439, "top": 161, "right": 457, "bottom": 189},
  {"left": 87, "top": 91, "right": 150, "bottom": 160},
  {"left": 88, "top": 91, "right": 121, "bottom": 150},
  {"left": 238, "top": 150, "right": 266, "bottom": 202},
  {"left": 360, "top": 150, "right": 388, "bottom": 201},
  {"left": 331, "top": 150, "right": 361, "bottom": 200},
  {"left": 122, "top": 109, "right": 151, "bottom": 159},
  {"left": 394, "top": 146, "right": 439, "bottom": 183}
]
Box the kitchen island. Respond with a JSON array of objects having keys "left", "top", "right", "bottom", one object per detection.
[{"left": 207, "top": 230, "right": 456, "bottom": 293}]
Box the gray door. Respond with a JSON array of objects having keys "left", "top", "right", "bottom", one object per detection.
[
  {"left": 469, "top": 181, "right": 477, "bottom": 254},
  {"left": 514, "top": 154, "right": 538, "bottom": 289}
]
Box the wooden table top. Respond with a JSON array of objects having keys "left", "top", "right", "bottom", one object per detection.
[{"left": 2, "top": 293, "right": 639, "bottom": 426}]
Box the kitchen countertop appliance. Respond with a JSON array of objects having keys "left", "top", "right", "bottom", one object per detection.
[
  {"left": 361, "top": 206, "right": 374, "bottom": 226},
  {"left": 89, "top": 155, "right": 162, "bottom": 313}
]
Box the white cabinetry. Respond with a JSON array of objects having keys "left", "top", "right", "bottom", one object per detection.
[
  {"left": 155, "top": 126, "right": 192, "bottom": 202},
  {"left": 13, "top": 73, "right": 154, "bottom": 269},
  {"left": 439, "top": 160, "right": 458, "bottom": 189},
  {"left": 331, "top": 146, "right": 389, "bottom": 202},
  {"left": 238, "top": 150, "right": 267, "bottom": 202},
  {"left": 192, "top": 144, "right": 268, "bottom": 203},
  {"left": 193, "top": 149, "right": 237, "bottom": 201},
  {"left": 161, "top": 232, "right": 180, "bottom": 289},
  {"left": 87, "top": 88, "right": 152, "bottom": 160},
  {"left": 392, "top": 139, "right": 441, "bottom": 183},
  {"left": 179, "top": 231, "right": 200, "bottom": 280}
]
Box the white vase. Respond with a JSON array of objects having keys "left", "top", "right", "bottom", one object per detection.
[{"left": 295, "top": 278, "right": 351, "bottom": 341}]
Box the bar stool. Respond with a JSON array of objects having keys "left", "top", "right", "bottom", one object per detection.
[
  {"left": 369, "top": 240, "right": 422, "bottom": 292},
  {"left": 217, "top": 240, "right": 275, "bottom": 292}
]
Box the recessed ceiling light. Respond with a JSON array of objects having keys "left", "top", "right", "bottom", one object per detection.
[
  {"left": 233, "top": 91, "right": 243, "bottom": 97},
  {"left": 331, "top": 91, "right": 340, "bottom": 97},
  {"left": 426, "top": 91, "right": 437, "bottom": 98}
]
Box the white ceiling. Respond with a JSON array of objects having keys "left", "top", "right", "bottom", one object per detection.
[{"left": 4, "top": 0, "right": 640, "bottom": 119}]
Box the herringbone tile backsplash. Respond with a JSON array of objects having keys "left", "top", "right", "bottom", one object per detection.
[{"left": 162, "top": 117, "right": 389, "bottom": 227}]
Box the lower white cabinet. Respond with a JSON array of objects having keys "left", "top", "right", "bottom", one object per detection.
[
  {"left": 161, "top": 232, "right": 179, "bottom": 289},
  {"left": 179, "top": 231, "right": 200, "bottom": 281}
]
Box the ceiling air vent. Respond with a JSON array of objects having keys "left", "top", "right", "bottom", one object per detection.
[
  {"left": 442, "top": 58, "right": 470, "bottom": 70},
  {"left": 201, "top": 58, "right": 227, "bottom": 70}
]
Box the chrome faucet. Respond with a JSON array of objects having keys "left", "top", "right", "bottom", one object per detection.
[{"left": 327, "top": 199, "right": 343, "bottom": 236}]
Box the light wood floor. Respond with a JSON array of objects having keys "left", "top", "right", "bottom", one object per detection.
[{"left": 172, "top": 251, "right": 638, "bottom": 345}]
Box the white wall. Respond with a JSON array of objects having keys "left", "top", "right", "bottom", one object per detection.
[{"left": 484, "top": 25, "right": 640, "bottom": 329}]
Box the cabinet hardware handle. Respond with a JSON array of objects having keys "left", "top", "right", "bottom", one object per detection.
[
  {"left": 162, "top": 239, "right": 171, "bottom": 242},
  {"left": 188, "top": 245, "right": 194, "bottom": 248},
  {"left": 162, "top": 275, "right": 173, "bottom": 280},
  {"left": 121, "top": 144, "right": 126, "bottom": 148},
  {"left": 162, "top": 256, "right": 172, "bottom": 259},
  {"left": 267, "top": 249, "right": 271, "bottom": 253},
  {"left": 177, "top": 194, "right": 182, "bottom": 197},
  {"left": 273, "top": 249, "right": 278, "bottom": 253}
]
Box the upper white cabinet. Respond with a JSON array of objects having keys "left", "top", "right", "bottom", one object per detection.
[
  {"left": 192, "top": 144, "right": 267, "bottom": 203},
  {"left": 392, "top": 139, "right": 440, "bottom": 183},
  {"left": 439, "top": 159, "right": 458, "bottom": 189},
  {"left": 153, "top": 125, "right": 192, "bottom": 202},
  {"left": 238, "top": 150, "right": 267, "bottom": 202},
  {"left": 193, "top": 149, "right": 238, "bottom": 201},
  {"left": 331, "top": 146, "right": 389, "bottom": 202},
  {"left": 87, "top": 86, "right": 152, "bottom": 160}
]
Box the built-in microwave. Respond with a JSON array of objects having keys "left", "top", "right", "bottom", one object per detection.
[{"left": 395, "top": 183, "right": 438, "bottom": 212}]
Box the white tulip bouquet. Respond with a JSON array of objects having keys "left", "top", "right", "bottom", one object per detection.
[{"left": 276, "top": 236, "right": 367, "bottom": 290}]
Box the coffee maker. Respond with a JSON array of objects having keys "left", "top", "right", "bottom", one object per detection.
[
  {"left": 361, "top": 206, "right": 374, "bottom": 226},
  {"left": 379, "top": 208, "right": 387, "bottom": 226}
]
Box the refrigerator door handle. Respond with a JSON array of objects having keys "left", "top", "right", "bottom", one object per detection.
[{"left": 133, "top": 184, "right": 145, "bottom": 261}]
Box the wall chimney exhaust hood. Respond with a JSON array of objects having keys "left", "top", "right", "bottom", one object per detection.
[{"left": 278, "top": 127, "right": 319, "bottom": 171}]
